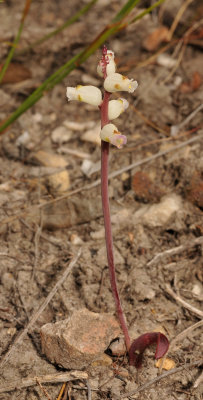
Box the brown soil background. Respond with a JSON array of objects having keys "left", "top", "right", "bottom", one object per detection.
[{"left": 0, "top": 1, "right": 202, "bottom": 399}]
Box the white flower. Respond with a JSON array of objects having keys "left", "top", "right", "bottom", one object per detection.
[
  {"left": 104, "top": 73, "right": 138, "bottom": 93},
  {"left": 97, "top": 50, "right": 116, "bottom": 77},
  {"left": 66, "top": 85, "right": 102, "bottom": 106},
  {"left": 108, "top": 98, "right": 129, "bottom": 120},
  {"left": 100, "top": 123, "right": 127, "bottom": 149}
]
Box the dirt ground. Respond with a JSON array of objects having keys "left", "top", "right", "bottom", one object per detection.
[{"left": 0, "top": 0, "right": 203, "bottom": 399}]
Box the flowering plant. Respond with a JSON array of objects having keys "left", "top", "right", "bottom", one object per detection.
[{"left": 66, "top": 46, "right": 169, "bottom": 368}]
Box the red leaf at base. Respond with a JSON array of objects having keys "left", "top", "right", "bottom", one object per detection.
[{"left": 129, "top": 332, "right": 169, "bottom": 368}]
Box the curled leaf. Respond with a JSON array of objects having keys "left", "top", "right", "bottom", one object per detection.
[{"left": 129, "top": 332, "right": 169, "bottom": 368}]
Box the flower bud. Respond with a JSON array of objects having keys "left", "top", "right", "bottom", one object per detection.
[
  {"left": 108, "top": 98, "right": 129, "bottom": 120},
  {"left": 100, "top": 123, "right": 127, "bottom": 149},
  {"left": 104, "top": 73, "right": 138, "bottom": 93},
  {"left": 97, "top": 50, "right": 116, "bottom": 77},
  {"left": 66, "top": 85, "right": 102, "bottom": 106}
]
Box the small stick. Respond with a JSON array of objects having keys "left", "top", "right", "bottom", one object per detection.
[
  {"left": 58, "top": 146, "right": 91, "bottom": 159},
  {"left": 166, "top": 284, "right": 203, "bottom": 319},
  {"left": 0, "top": 371, "right": 88, "bottom": 394},
  {"left": 57, "top": 383, "right": 67, "bottom": 400},
  {"left": 194, "top": 371, "right": 203, "bottom": 388},
  {"left": 120, "top": 359, "right": 203, "bottom": 398},
  {"left": 170, "top": 320, "right": 203, "bottom": 351},
  {"left": 171, "top": 104, "right": 203, "bottom": 136},
  {"left": 0, "top": 249, "right": 81, "bottom": 368},
  {"left": 147, "top": 236, "right": 203, "bottom": 266},
  {"left": 86, "top": 380, "right": 92, "bottom": 400},
  {"left": 36, "top": 378, "right": 52, "bottom": 400},
  {"left": 168, "top": 0, "right": 194, "bottom": 40},
  {"left": 20, "top": 218, "right": 63, "bottom": 247}
]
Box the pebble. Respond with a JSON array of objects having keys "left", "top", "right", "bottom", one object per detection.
[
  {"left": 81, "top": 121, "right": 101, "bottom": 145},
  {"left": 41, "top": 308, "right": 121, "bottom": 369},
  {"left": 134, "top": 194, "right": 182, "bottom": 228},
  {"left": 70, "top": 233, "right": 84, "bottom": 245},
  {"left": 29, "top": 150, "right": 70, "bottom": 194},
  {"left": 63, "top": 120, "right": 94, "bottom": 131},
  {"left": 108, "top": 336, "right": 126, "bottom": 356},
  {"left": 51, "top": 126, "right": 72, "bottom": 144},
  {"left": 1, "top": 272, "right": 15, "bottom": 290}
]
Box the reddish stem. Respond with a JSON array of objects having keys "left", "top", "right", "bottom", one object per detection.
[{"left": 100, "top": 90, "right": 131, "bottom": 351}]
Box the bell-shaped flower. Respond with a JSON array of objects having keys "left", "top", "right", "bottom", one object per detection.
[
  {"left": 108, "top": 98, "right": 129, "bottom": 120},
  {"left": 66, "top": 85, "right": 102, "bottom": 106},
  {"left": 100, "top": 123, "right": 127, "bottom": 149},
  {"left": 104, "top": 73, "right": 138, "bottom": 93},
  {"left": 97, "top": 50, "right": 116, "bottom": 77}
]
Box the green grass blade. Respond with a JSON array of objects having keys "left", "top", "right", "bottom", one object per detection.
[{"left": 113, "top": 0, "right": 140, "bottom": 23}]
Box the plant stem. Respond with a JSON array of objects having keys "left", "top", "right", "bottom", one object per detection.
[{"left": 100, "top": 92, "right": 131, "bottom": 351}]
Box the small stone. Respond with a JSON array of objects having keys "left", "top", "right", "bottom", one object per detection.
[
  {"left": 29, "top": 150, "right": 68, "bottom": 168},
  {"left": 90, "top": 228, "right": 105, "bottom": 240},
  {"left": 70, "top": 233, "right": 83, "bottom": 245},
  {"left": 51, "top": 126, "right": 72, "bottom": 144},
  {"left": 108, "top": 336, "right": 126, "bottom": 356},
  {"left": 81, "top": 159, "right": 94, "bottom": 177},
  {"left": 7, "top": 327, "right": 17, "bottom": 336},
  {"left": 1, "top": 272, "right": 15, "bottom": 290},
  {"left": 63, "top": 120, "right": 94, "bottom": 131},
  {"left": 192, "top": 283, "right": 203, "bottom": 300},
  {"left": 41, "top": 309, "right": 121, "bottom": 369},
  {"left": 29, "top": 150, "right": 70, "bottom": 194},
  {"left": 81, "top": 122, "right": 101, "bottom": 145},
  {"left": 134, "top": 194, "right": 182, "bottom": 227}
]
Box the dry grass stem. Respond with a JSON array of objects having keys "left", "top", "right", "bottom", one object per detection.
[
  {"left": 166, "top": 284, "right": 203, "bottom": 319},
  {"left": 147, "top": 236, "right": 203, "bottom": 266},
  {"left": 0, "top": 371, "right": 88, "bottom": 394}
]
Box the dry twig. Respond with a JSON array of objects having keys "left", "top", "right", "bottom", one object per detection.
[
  {"left": 0, "top": 371, "right": 88, "bottom": 394},
  {"left": 166, "top": 284, "right": 203, "bottom": 319},
  {"left": 168, "top": 0, "right": 195, "bottom": 40},
  {"left": 147, "top": 236, "right": 203, "bottom": 266},
  {"left": 169, "top": 320, "right": 203, "bottom": 351},
  {"left": 0, "top": 249, "right": 81, "bottom": 368}
]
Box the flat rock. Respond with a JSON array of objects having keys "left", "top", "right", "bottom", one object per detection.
[
  {"left": 28, "top": 150, "right": 70, "bottom": 194},
  {"left": 41, "top": 308, "right": 121, "bottom": 369},
  {"left": 51, "top": 126, "right": 72, "bottom": 144},
  {"left": 134, "top": 193, "right": 182, "bottom": 228}
]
